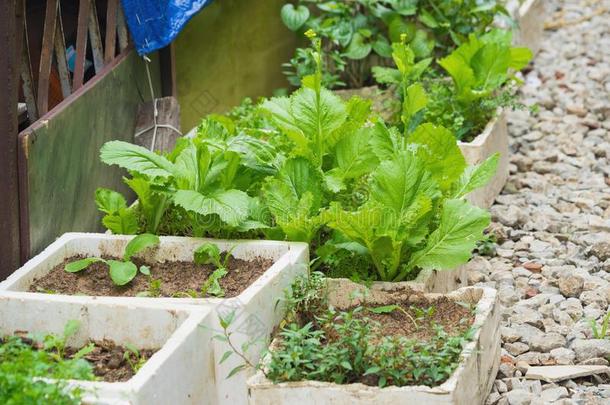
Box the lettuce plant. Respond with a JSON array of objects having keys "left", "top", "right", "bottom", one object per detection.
[
  {"left": 259, "top": 32, "right": 384, "bottom": 242},
  {"left": 322, "top": 123, "right": 498, "bottom": 282},
  {"left": 97, "top": 125, "right": 279, "bottom": 237}
]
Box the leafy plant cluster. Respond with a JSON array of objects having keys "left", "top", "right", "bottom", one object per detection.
[
  {"left": 266, "top": 308, "right": 471, "bottom": 387},
  {"left": 0, "top": 321, "right": 95, "bottom": 405},
  {"left": 96, "top": 33, "right": 495, "bottom": 284},
  {"left": 374, "top": 29, "right": 532, "bottom": 140},
  {"left": 218, "top": 272, "right": 473, "bottom": 388},
  {"left": 280, "top": 0, "right": 509, "bottom": 88}
]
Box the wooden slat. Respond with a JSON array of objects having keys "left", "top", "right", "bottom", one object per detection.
[
  {"left": 72, "top": 0, "right": 91, "bottom": 91},
  {"left": 0, "top": 0, "right": 25, "bottom": 276},
  {"left": 117, "top": 5, "right": 129, "bottom": 52},
  {"left": 88, "top": 0, "right": 104, "bottom": 73},
  {"left": 104, "top": 0, "right": 118, "bottom": 63},
  {"left": 20, "top": 12, "right": 38, "bottom": 121},
  {"left": 53, "top": 2, "right": 71, "bottom": 99},
  {"left": 37, "top": 0, "right": 58, "bottom": 115}
]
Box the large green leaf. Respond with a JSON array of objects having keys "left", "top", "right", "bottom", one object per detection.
[
  {"left": 344, "top": 33, "right": 372, "bottom": 60},
  {"left": 438, "top": 53, "right": 475, "bottom": 100},
  {"left": 262, "top": 158, "right": 324, "bottom": 242},
  {"left": 471, "top": 43, "right": 511, "bottom": 92},
  {"left": 124, "top": 233, "right": 160, "bottom": 261},
  {"left": 100, "top": 141, "right": 176, "bottom": 178},
  {"left": 173, "top": 142, "right": 200, "bottom": 190},
  {"left": 280, "top": 4, "right": 310, "bottom": 31},
  {"left": 402, "top": 83, "right": 428, "bottom": 126},
  {"left": 102, "top": 208, "right": 139, "bottom": 235},
  {"left": 409, "top": 124, "right": 466, "bottom": 190},
  {"left": 262, "top": 88, "right": 347, "bottom": 163},
  {"left": 325, "top": 128, "right": 379, "bottom": 192},
  {"left": 509, "top": 47, "right": 533, "bottom": 70},
  {"left": 95, "top": 188, "right": 127, "bottom": 214},
  {"left": 372, "top": 66, "right": 401, "bottom": 85},
  {"left": 450, "top": 153, "right": 499, "bottom": 198},
  {"left": 124, "top": 176, "right": 169, "bottom": 234},
  {"left": 173, "top": 189, "right": 250, "bottom": 227},
  {"left": 261, "top": 97, "right": 309, "bottom": 150},
  {"left": 370, "top": 151, "right": 440, "bottom": 217},
  {"left": 405, "top": 199, "right": 490, "bottom": 274},
  {"left": 369, "top": 122, "right": 402, "bottom": 161},
  {"left": 291, "top": 87, "right": 347, "bottom": 151}
]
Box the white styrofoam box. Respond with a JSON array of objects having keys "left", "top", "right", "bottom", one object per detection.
[
  {"left": 248, "top": 287, "right": 500, "bottom": 405},
  {"left": 0, "top": 233, "right": 310, "bottom": 405},
  {"left": 0, "top": 292, "right": 214, "bottom": 405},
  {"left": 458, "top": 111, "right": 509, "bottom": 209},
  {"left": 408, "top": 263, "right": 468, "bottom": 293},
  {"left": 512, "top": 0, "right": 546, "bottom": 56}
]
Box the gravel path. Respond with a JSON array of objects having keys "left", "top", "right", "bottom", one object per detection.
[{"left": 473, "top": 1, "right": 610, "bottom": 404}]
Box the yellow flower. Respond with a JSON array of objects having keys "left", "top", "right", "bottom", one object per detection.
[{"left": 305, "top": 29, "right": 317, "bottom": 39}]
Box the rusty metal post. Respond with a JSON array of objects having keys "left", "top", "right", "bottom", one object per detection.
[{"left": 0, "top": 0, "right": 24, "bottom": 279}]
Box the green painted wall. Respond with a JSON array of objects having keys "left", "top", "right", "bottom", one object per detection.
[{"left": 175, "top": 0, "right": 297, "bottom": 131}]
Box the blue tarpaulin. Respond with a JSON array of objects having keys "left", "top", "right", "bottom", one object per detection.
[{"left": 120, "top": 0, "right": 213, "bottom": 55}]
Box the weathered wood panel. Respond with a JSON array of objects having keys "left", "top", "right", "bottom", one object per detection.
[
  {"left": 174, "top": 0, "right": 297, "bottom": 130},
  {"left": 19, "top": 50, "right": 161, "bottom": 257},
  {"left": 0, "top": 0, "right": 24, "bottom": 280}
]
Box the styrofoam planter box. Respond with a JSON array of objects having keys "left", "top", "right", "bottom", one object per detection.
[
  {"left": 248, "top": 286, "right": 501, "bottom": 405},
  {"left": 0, "top": 292, "right": 214, "bottom": 404},
  {"left": 0, "top": 233, "right": 309, "bottom": 405},
  {"left": 512, "top": 0, "right": 546, "bottom": 56},
  {"left": 458, "top": 111, "right": 509, "bottom": 209},
  {"left": 407, "top": 263, "right": 468, "bottom": 293}
]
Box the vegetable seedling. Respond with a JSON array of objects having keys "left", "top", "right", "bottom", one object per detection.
[
  {"left": 194, "top": 243, "right": 235, "bottom": 297},
  {"left": 65, "top": 234, "right": 160, "bottom": 286},
  {"left": 368, "top": 304, "right": 418, "bottom": 329},
  {"left": 123, "top": 343, "right": 146, "bottom": 373}
]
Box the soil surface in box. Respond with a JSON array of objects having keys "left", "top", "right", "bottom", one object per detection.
[
  {"left": 30, "top": 255, "right": 274, "bottom": 298},
  {"left": 356, "top": 295, "right": 475, "bottom": 341},
  {"left": 72, "top": 339, "right": 156, "bottom": 382},
  {"left": 10, "top": 335, "right": 156, "bottom": 382}
]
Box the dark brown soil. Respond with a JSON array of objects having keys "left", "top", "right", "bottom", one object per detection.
[
  {"left": 30, "top": 255, "right": 274, "bottom": 298},
  {"left": 356, "top": 296, "right": 475, "bottom": 341},
  {"left": 10, "top": 333, "right": 156, "bottom": 382},
  {"left": 70, "top": 339, "right": 156, "bottom": 382}
]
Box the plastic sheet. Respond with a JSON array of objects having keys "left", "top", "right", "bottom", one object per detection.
[{"left": 120, "top": 0, "right": 213, "bottom": 55}]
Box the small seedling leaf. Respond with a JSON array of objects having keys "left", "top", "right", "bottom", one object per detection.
[
  {"left": 63, "top": 320, "right": 81, "bottom": 339},
  {"left": 194, "top": 243, "right": 221, "bottom": 266},
  {"left": 108, "top": 260, "right": 138, "bottom": 286},
  {"left": 227, "top": 364, "right": 246, "bottom": 379},
  {"left": 219, "top": 351, "right": 233, "bottom": 364},
  {"left": 219, "top": 311, "right": 237, "bottom": 330},
  {"left": 341, "top": 361, "right": 352, "bottom": 370},
  {"left": 364, "top": 366, "right": 381, "bottom": 375},
  {"left": 65, "top": 257, "right": 104, "bottom": 273},
  {"left": 139, "top": 265, "right": 151, "bottom": 276},
  {"left": 74, "top": 343, "right": 95, "bottom": 359},
  {"left": 124, "top": 234, "right": 160, "bottom": 261},
  {"left": 368, "top": 305, "right": 400, "bottom": 314}
]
